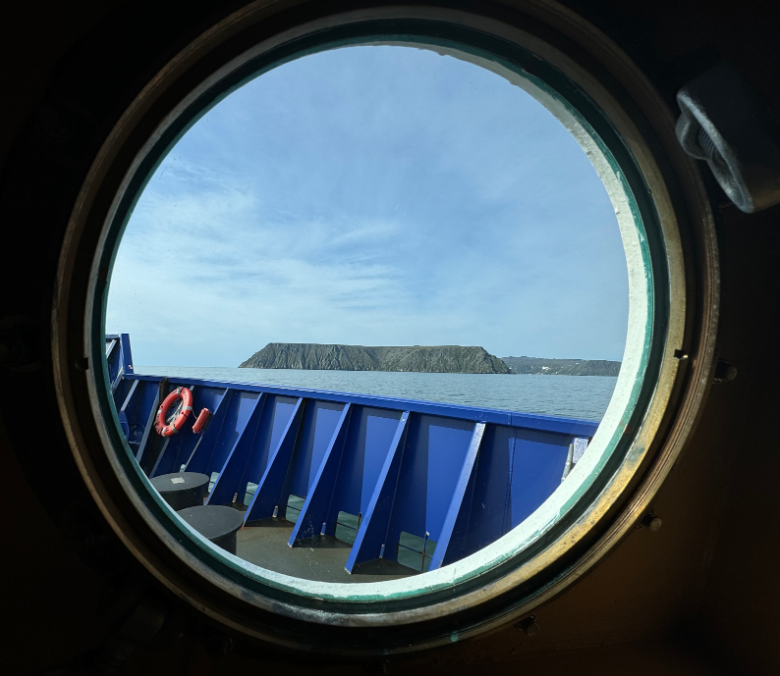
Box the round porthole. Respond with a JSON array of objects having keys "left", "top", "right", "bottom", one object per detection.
[{"left": 53, "top": 0, "right": 718, "bottom": 655}]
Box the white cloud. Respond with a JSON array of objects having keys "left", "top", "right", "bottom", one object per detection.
[{"left": 106, "top": 45, "right": 628, "bottom": 366}]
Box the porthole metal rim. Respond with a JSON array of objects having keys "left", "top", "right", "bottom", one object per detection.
[{"left": 52, "top": 0, "right": 717, "bottom": 652}]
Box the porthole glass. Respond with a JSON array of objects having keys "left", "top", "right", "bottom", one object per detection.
[
  {"left": 97, "top": 32, "right": 659, "bottom": 601},
  {"left": 104, "top": 43, "right": 631, "bottom": 584}
]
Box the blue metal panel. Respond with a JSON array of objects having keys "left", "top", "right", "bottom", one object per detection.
[
  {"left": 200, "top": 390, "right": 262, "bottom": 492},
  {"left": 150, "top": 386, "right": 228, "bottom": 477},
  {"left": 180, "top": 389, "right": 233, "bottom": 475},
  {"left": 123, "top": 380, "right": 158, "bottom": 447},
  {"left": 244, "top": 398, "right": 305, "bottom": 523},
  {"left": 428, "top": 422, "right": 485, "bottom": 570},
  {"left": 345, "top": 412, "right": 410, "bottom": 572},
  {"left": 108, "top": 335, "right": 605, "bottom": 569},
  {"left": 112, "top": 371, "right": 131, "bottom": 404},
  {"left": 117, "top": 379, "right": 139, "bottom": 438},
  {"left": 380, "top": 414, "right": 477, "bottom": 564},
  {"left": 126, "top": 375, "right": 599, "bottom": 438},
  {"left": 106, "top": 338, "right": 120, "bottom": 387},
  {"left": 446, "top": 425, "right": 572, "bottom": 561},
  {"left": 167, "top": 386, "right": 229, "bottom": 475},
  {"left": 457, "top": 424, "right": 515, "bottom": 557},
  {"left": 437, "top": 454, "right": 479, "bottom": 566},
  {"left": 509, "top": 429, "right": 571, "bottom": 527},
  {"left": 324, "top": 406, "right": 404, "bottom": 537},
  {"left": 119, "top": 333, "right": 134, "bottom": 375},
  {"left": 284, "top": 400, "right": 346, "bottom": 505},
  {"left": 135, "top": 383, "right": 165, "bottom": 469},
  {"left": 234, "top": 394, "right": 300, "bottom": 506},
  {"left": 288, "top": 404, "right": 353, "bottom": 545},
  {"left": 124, "top": 372, "right": 599, "bottom": 437},
  {"left": 126, "top": 373, "right": 512, "bottom": 424},
  {"left": 119, "top": 379, "right": 139, "bottom": 413},
  {"left": 207, "top": 394, "right": 267, "bottom": 505}
]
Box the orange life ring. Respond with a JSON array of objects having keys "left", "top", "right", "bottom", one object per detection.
[{"left": 154, "top": 387, "right": 193, "bottom": 437}]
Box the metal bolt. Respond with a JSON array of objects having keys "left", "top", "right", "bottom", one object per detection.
[
  {"left": 640, "top": 512, "right": 663, "bottom": 532},
  {"left": 515, "top": 615, "right": 539, "bottom": 636},
  {"left": 713, "top": 358, "right": 737, "bottom": 384}
]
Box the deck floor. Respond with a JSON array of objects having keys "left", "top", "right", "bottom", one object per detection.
[{"left": 236, "top": 517, "right": 413, "bottom": 583}]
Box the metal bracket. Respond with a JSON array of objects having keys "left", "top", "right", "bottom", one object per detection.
[
  {"left": 676, "top": 62, "right": 780, "bottom": 213},
  {"left": 713, "top": 358, "right": 738, "bottom": 384},
  {"left": 514, "top": 614, "right": 540, "bottom": 636}
]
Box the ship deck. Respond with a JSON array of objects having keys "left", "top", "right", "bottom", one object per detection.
[
  {"left": 107, "top": 333, "right": 599, "bottom": 581},
  {"left": 238, "top": 517, "right": 412, "bottom": 583}
]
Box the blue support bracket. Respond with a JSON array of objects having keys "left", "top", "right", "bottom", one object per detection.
[
  {"left": 108, "top": 334, "right": 135, "bottom": 395},
  {"left": 288, "top": 403, "right": 353, "bottom": 546},
  {"left": 105, "top": 337, "right": 118, "bottom": 357},
  {"left": 105, "top": 337, "right": 118, "bottom": 362},
  {"left": 109, "top": 333, "right": 605, "bottom": 570},
  {"left": 119, "top": 333, "right": 134, "bottom": 375},
  {"left": 345, "top": 411, "right": 410, "bottom": 573},
  {"left": 199, "top": 390, "right": 263, "bottom": 494},
  {"left": 119, "top": 379, "right": 140, "bottom": 414},
  {"left": 135, "top": 383, "right": 164, "bottom": 466},
  {"left": 428, "top": 422, "right": 485, "bottom": 570},
  {"left": 117, "top": 379, "right": 140, "bottom": 438},
  {"left": 150, "top": 435, "right": 181, "bottom": 478},
  {"left": 244, "top": 397, "right": 306, "bottom": 524},
  {"left": 207, "top": 394, "right": 267, "bottom": 505},
  {"left": 182, "top": 389, "right": 233, "bottom": 474}
]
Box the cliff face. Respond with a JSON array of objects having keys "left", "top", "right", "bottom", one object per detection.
[
  {"left": 500, "top": 356, "right": 621, "bottom": 376},
  {"left": 239, "top": 343, "right": 511, "bottom": 374}
]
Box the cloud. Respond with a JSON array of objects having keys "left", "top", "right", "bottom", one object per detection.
[{"left": 107, "top": 45, "right": 628, "bottom": 366}]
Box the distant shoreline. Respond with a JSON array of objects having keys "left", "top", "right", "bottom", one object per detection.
[
  {"left": 501, "top": 356, "right": 621, "bottom": 377},
  {"left": 238, "top": 343, "right": 621, "bottom": 377}
]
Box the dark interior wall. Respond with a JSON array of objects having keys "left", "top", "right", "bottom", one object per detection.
[
  {"left": 0, "top": 1, "right": 778, "bottom": 675},
  {"left": 585, "top": 2, "right": 780, "bottom": 673},
  {"left": 0, "top": 1, "right": 123, "bottom": 164},
  {"left": 695, "top": 203, "right": 780, "bottom": 675}
]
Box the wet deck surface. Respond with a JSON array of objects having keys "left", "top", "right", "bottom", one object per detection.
[{"left": 236, "top": 517, "right": 413, "bottom": 583}]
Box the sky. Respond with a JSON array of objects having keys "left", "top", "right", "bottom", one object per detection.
[{"left": 106, "top": 45, "right": 628, "bottom": 367}]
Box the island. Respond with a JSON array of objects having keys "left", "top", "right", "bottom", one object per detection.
[
  {"left": 239, "top": 344, "right": 622, "bottom": 376},
  {"left": 239, "top": 343, "right": 511, "bottom": 374},
  {"left": 500, "top": 356, "right": 621, "bottom": 376}
]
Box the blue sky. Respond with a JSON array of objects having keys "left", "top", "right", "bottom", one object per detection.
[{"left": 106, "top": 45, "right": 628, "bottom": 367}]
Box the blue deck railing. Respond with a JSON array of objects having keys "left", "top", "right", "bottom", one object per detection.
[{"left": 106, "top": 334, "right": 597, "bottom": 572}]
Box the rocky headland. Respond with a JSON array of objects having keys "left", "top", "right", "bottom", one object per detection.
[
  {"left": 239, "top": 344, "right": 621, "bottom": 376},
  {"left": 239, "top": 343, "right": 511, "bottom": 374}
]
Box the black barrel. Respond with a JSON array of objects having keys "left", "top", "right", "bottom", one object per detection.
[
  {"left": 176, "top": 505, "right": 244, "bottom": 554},
  {"left": 150, "top": 472, "right": 209, "bottom": 510}
]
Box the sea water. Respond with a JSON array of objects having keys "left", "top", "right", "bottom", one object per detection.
[{"left": 134, "top": 366, "right": 617, "bottom": 421}]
